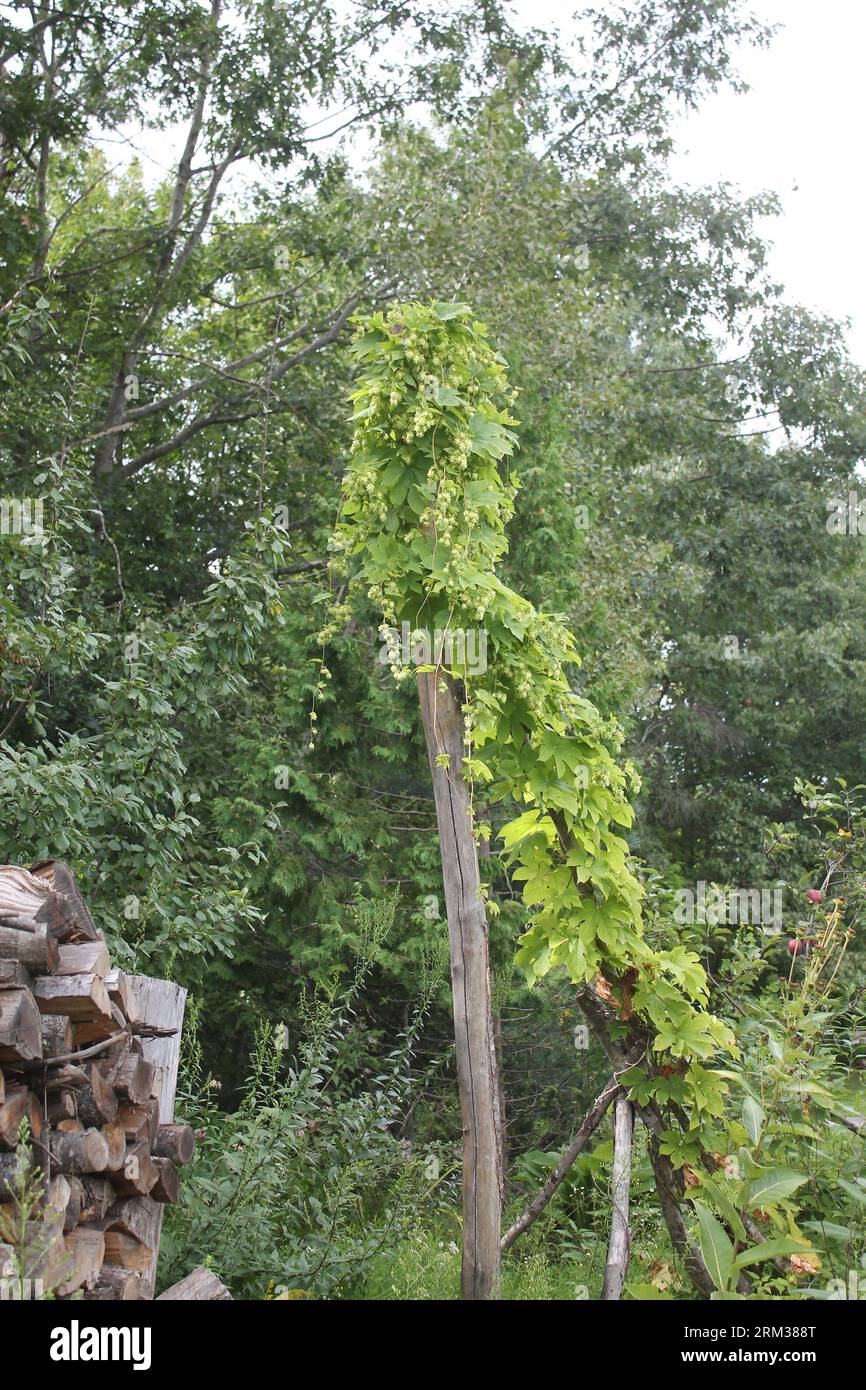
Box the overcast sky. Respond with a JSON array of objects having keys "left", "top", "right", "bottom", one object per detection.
[{"left": 516, "top": 0, "right": 866, "bottom": 363}]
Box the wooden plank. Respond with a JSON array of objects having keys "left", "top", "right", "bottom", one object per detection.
[{"left": 124, "top": 976, "right": 186, "bottom": 1298}]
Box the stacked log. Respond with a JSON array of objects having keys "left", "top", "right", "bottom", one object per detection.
[{"left": 0, "top": 862, "right": 193, "bottom": 1299}]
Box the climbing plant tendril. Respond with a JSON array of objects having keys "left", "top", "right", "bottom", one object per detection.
[{"left": 329, "top": 300, "right": 736, "bottom": 1169}]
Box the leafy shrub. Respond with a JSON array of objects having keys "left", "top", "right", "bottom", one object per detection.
[{"left": 160, "top": 897, "right": 458, "bottom": 1298}]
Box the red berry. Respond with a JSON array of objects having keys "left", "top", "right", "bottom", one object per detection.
[
  {"left": 788, "top": 938, "right": 801, "bottom": 955},
  {"left": 805, "top": 888, "right": 823, "bottom": 904}
]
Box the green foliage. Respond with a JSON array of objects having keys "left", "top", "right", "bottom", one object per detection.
[
  {"left": 333, "top": 299, "right": 734, "bottom": 1152},
  {"left": 0, "top": 1120, "right": 65, "bottom": 1299},
  {"left": 162, "top": 896, "right": 458, "bottom": 1298},
  {"left": 3, "top": 0, "right": 866, "bottom": 1301}
]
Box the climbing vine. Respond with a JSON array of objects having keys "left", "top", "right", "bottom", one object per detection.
[{"left": 330, "top": 300, "right": 736, "bottom": 1163}]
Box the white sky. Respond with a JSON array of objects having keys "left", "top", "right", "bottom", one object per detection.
[{"left": 516, "top": 0, "right": 866, "bottom": 363}]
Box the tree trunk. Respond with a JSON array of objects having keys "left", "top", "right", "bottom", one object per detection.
[{"left": 417, "top": 668, "right": 503, "bottom": 1299}]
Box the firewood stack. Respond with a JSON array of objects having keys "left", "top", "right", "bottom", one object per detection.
[{"left": 0, "top": 861, "right": 193, "bottom": 1299}]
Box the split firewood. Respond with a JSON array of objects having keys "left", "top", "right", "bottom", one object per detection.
[
  {"left": 0, "top": 1195, "right": 58, "bottom": 1243},
  {"left": 60, "top": 1177, "right": 83, "bottom": 1231},
  {"left": 102, "top": 1228, "right": 153, "bottom": 1271},
  {"left": 103, "top": 1033, "right": 139, "bottom": 1066},
  {"left": 47, "top": 1172, "right": 72, "bottom": 1214},
  {"left": 82, "top": 1266, "right": 144, "bottom": 1300},
  {"left": 57, "top": 1226, "right": 105, "bottom": 1295},
  {"left": 57, "top": 941, "right": 110, "bottom": 978},
  {"left": 28, "top": 860, "right": 99, "bottom": 942},
  {"left": 48, "top": 1127, "right": 110, "bottom": 1175},
  {"left": 153, "top": 1123, "right": 195, "bottom": 1165},
  {"left": 150, "top": 1157, "right": 180, "bottom": 1205},
  {"left": 45, "top": 1064, "right": 89, "bottom": 1090},
  {"left": 3, "top": 1210, "right": 67, "bottom": 1285},
  {"left": 46, "top": 1090, "right": 78, "bottom": 1125},
  {"left": 0, "top": 959, "right": 33, "bottom": 991},
  {"left": 55, "top": 1118, "right": 83, "bottom": 1134},
  {"left": 41, "top": 1014, "right": 73, "bottom": 1059},
  {"left": 105, "top": 1195, "right": 158, "bottom": 1244},
  {"left": 76, "top": 1176, "right": 114, "bottom": 1224},
  {"left": 0, "top": 987, "right": 42, "bottom": 1063},
  {"left": 26, "top": 1089, "right": 43, "bottom": 1140},
  {"left": 71, "top": 1003, "right": 127, "bottom": 1047},
  {"left": 0, "top": 1148, "right": 37, "bottom": 1200},
  {"left": 104, "top": 968, "right": 137, "bottom": 1024},
  {"left": 0, "top": 865, "right": 57, "bottom": 932},
  {"left": 111, "top": 1139, "right": 157, "bottom": 1198},
  {"left": 0, "top": 1087, "right": 29, "bottom": 1148},
  {"left": 77, "top": 1065, "right": 118, "bottom": 1127},
  {"left": 100, "top": 1119, "right": 127, "bottom": 1173},
  {"left": 32, "top": 973, "right": 113, "bottom": 1023},
  {"left": 0, "top": 923, "right": 59, "bottom": 974},
  {"left": 157, "top": 1266, "right": 232, "bottom": 1301},
  {"left": 116, "top": 1099, "right": 159, "bottom": 1149},
  {"left": 0, "top": 1086, "right": 42, "bottom": 1146},
  {"left": 0, "top": 874, "right": 188, "bottom": 1303},
  {"left": 105, "top": 1052, "right": 155, "bottom": 1106}
]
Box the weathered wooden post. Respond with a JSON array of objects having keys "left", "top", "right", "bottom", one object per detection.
[{"left": 418, "top": 668, "right": 503, "bottom": 1300}]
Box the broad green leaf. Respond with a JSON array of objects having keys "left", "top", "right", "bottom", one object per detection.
[
  {"left": 732, "top": 1237, "right": 811, "bottom": 1270},
  {"left": 742, "top": 1095, "right": 765, "bottom": 1144},
  {"left": 746, "top": 1167, "right": 808, "bottom": 1209},
  {"left": 697, "top": 1175, "right": 748, "bottom": 1244},
  {"left": 694, "top": 1200, "right": 735, "bottom": 1292}
]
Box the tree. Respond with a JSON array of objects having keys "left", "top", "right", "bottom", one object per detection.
[{"left": 331, "top": 300, "right": 739, "bottom": 1298}]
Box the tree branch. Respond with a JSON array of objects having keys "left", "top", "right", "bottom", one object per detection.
[{"left": 501, "top": 1073, "right": 622, "bottom": 1252}]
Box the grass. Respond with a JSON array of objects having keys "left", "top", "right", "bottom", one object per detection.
[{"left": 358, "top": 1227, "right": 598, "bottom": 1301}]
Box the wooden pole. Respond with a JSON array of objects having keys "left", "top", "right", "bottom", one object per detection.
[
  {"left": 417, "top": 668, "right": 503, "bottom": 1300},
  {"left": 601, "top": 1093, "right": 633, "bottom": 1299}
]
